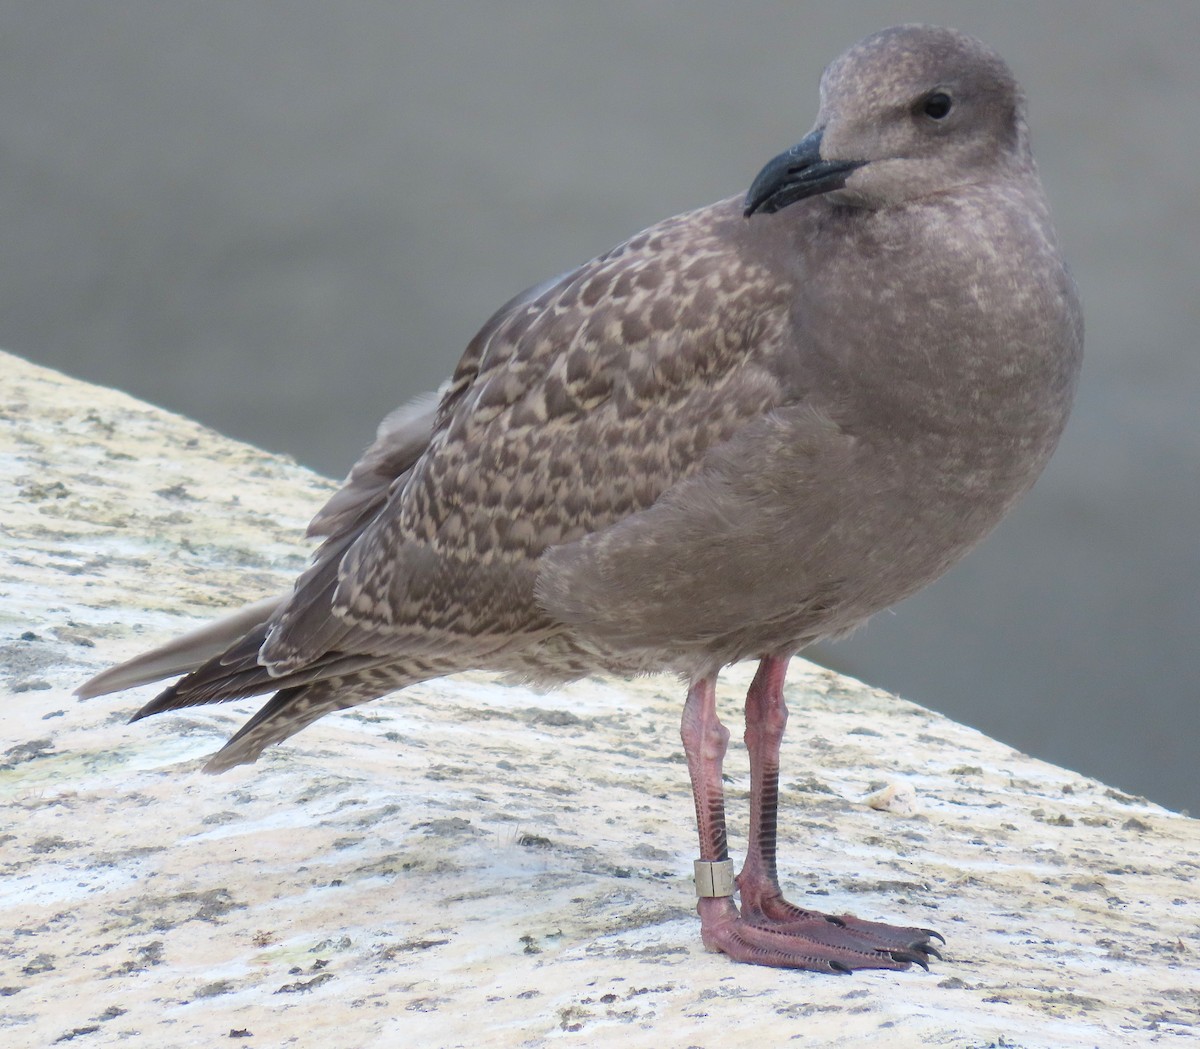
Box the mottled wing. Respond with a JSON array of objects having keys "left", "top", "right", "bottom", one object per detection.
[{"left": 261, "top": 198, "right": 793, "bottom": 672}]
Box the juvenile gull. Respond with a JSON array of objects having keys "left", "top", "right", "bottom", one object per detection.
[{"left": 79, "top": 25, "right": 1082, "bottom": 973}]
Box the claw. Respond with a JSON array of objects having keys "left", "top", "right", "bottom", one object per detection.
[
  {"left": 824, "top": 914, "right": 847, "bottom": 927},
  {"left": 916, "top": 942, "right": 943, "bottom": 961},
  {"left": 828, "top": 959, "right": 853, "bottom": 974},
  {"left": 923, "top": 927, "right": 945, "bottom": 944},
  {"left": 888, "top": 949, "right": 930, "bottom": 971}
]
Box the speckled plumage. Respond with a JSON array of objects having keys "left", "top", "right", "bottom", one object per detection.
[
  {"left": 82, "top": 25, "right": 1081, "bottom": 971},
  {"left": 83, "top": 21, "right": 1082, "bottom": 767}
]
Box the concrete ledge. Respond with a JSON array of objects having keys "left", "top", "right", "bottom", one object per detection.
[{"left": 2, "top": 350, "right": 1196, "bottom": 1047}]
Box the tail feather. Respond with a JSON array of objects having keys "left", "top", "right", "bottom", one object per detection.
[
  {"left": 130, "top": 648, "right": 395, "bottom": 720},
  {"left": 203, "top": 681, "right": 363, "bottom": 773},
  {"left": 79, "top": 591, "right": 449, "bottom": 773},
  {"left": 75, "top": 596, "right": 285, "bottom": 699},
  {"left": 201, "top": 666, "right": 427, "bottom": 772}
]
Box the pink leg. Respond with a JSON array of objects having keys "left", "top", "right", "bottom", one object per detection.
[
  {"left": 681, "top": 658, "right": 942, "bottom": 973},
  {"left": 680, "top": 674, "right": 742, "bottom": 951},
  {"left": 680, "top": 675, "right": 731, "bottom": 865},
  {"left": 738, "top": 654, "right": 791, "bottom": 904}
]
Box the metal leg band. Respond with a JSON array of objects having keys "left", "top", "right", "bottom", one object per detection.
[{"left": 693, "top": 859, "right": 735, "bottom": 898}]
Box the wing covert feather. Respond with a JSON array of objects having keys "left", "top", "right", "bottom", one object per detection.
[{"left": 265, "top": 198, "right": 795, "bottom": 668}]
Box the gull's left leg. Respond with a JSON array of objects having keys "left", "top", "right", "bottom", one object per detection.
[{"left": 735, "top": 654, "right": 942, "bottom": 969}]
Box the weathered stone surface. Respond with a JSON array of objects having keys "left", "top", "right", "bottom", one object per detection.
[{"left": 2, "top": 350, "right": 1196, "bottom": 1046}]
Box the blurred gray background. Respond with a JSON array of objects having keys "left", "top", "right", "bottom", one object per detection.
[{"left": 3, "top": 2, "right": 1196, "bottom": 811}]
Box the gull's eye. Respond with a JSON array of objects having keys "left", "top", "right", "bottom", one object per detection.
[{"left": 921, "top": 92, "right": 953, "bottom": 120}]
